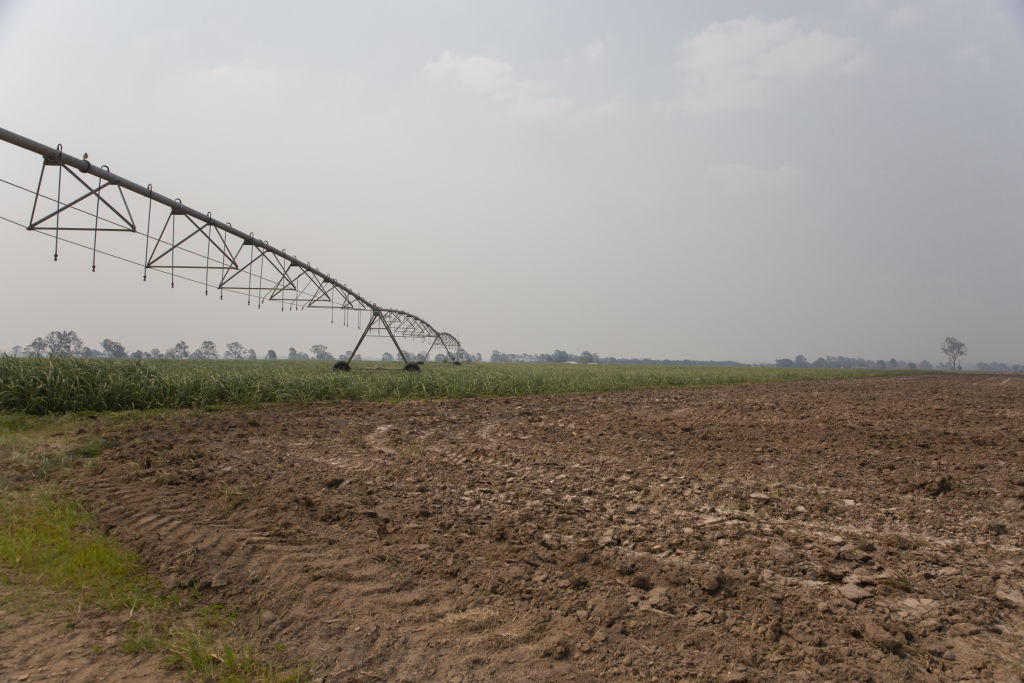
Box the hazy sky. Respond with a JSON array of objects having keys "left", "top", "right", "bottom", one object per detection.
[{"left": 1, "top": 0, "right": 1022, "bottom": 363}]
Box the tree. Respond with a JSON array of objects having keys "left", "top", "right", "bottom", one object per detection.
[
  {"left": 266, "top": 350, "right": 277, "bottom": 360},
  {"left": 101, "top": 339, "right": 127, "bottom": 358},
  {"left": 193, "top": 340, "right": 218, "bottom": 359},
  {"left": 794, "top": 354, "right": 809, "bottom": 368},
  {"left": 130, "top": 350, "right": 145, "bottom": 359},
  {"left": 166, "top": 341, "right": 189, "bottom": 359},
  {"left": 941, "top": 337, "right": 966, "bottom": 370},
  {"left": 288, "top": 347, "right": 299, "bottom": 360},
  {"left": 224, "top": 341, "right": 245, "bottom": 360},
  {"left": 381, "top": 351, "right": 394, "bottom": 362},
  {"left": 245, "top": 348, "right": 257, "bottom": 360},
  {"left": 775, "top": 358, "right": 794, "bottom": 368},
  {"left": 150, "top": 348, "right": 164, "bottom": 359},
  {"left": 42, "top": 330, "right": 84, "bottom": 357},
  {"left": 310, "top": 344, "right": 334, "bottom": 361},
  {"left": 26, "top": 338, "right": 46, "bottom": 356}
]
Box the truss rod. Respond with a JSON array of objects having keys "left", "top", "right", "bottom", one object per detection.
[{"left": 0, "top": 125, "right": 371, "bottom": 311}]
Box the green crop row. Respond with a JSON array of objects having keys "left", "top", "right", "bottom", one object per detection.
[{"left": 0, "top": 356, "right": 924, "bottom": 415}]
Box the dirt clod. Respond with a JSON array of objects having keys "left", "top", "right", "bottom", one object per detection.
[
  {"left": 701, "top": 571, "right": 724, "bottom": 593},
  {"left": 921, "top": 474, "right": 953, "bottom": 496},
  {"left": 839, "top": 584, "right": 873, "bottom": 602},
  {"left": 860, "top": 619, "right": 905, "bottom": 652}
]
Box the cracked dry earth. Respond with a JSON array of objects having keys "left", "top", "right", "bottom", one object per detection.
[{"left": 11, "top": 374, "right": 1024, "bottom": 681}]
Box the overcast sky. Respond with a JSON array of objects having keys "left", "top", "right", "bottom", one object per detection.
[{"left": 1, "top": 0, "right": 1022, "bottom": 364}]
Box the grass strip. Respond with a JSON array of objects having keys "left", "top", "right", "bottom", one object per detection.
[{"left": 0, "top": 488, "right": 160, "bottom": 611}]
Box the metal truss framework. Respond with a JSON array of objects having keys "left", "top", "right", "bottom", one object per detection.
[{"left": 0, "top": 126, "right": 463, "bottom": 367}]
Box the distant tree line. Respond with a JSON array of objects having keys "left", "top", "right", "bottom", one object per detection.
[
  {"left": 490, "top": 349, "right": 743, "bottom": 366},
  {"left": 9, "top": 331, "right": 1020, "bottom": 371},
  {"left": 9, "top": 330, "right": 482, "bottom": 363},
  {"left": 491, "top": 349, "right": 600, "bottom": 363},
  {"left": 10, "top": 330, "right": 352, "bottom": 362},
  {"left": 974, "top": 361, "right": 1024, "bottom": 372},
  {"left": 487, "top": 347, "right": 1023, "bottom": 372},
  {"left": 775, "top": 354, "right": 1023, "bottom": 373},
  {"left": 601, "top": 357, "right": 744, "bottom": 367},
  {"left": 775, "top": 355, "right": 933, "bottom": 370}
]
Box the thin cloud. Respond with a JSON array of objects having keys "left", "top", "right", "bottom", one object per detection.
[
  {"left": 191, "top": 64, "right": 281, "bottom": 88},
  {"left": 423, "top": 51, "right": 571, "bottom": 119},
  {"left": 885, "top": 6, "right": 921, "bottom": 27},
  {"left": 704, "top": 162, "right": 804, "bottom": 194},
  {"left": 575, "top": 99, "right": 625, "bottom": 121},
  {"left": 854, "top": 0, "right": 923, "bottom": 28},
  {"left": 584, "top": 41, "right": 606, "bottom": 64},
  {"left": 677, "top": 17, "right": 866, "bottom": 113}
]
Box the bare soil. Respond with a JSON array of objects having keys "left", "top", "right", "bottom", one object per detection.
[
  {"left": 0, "top": 594, "right": 174, "bottom": 682},
  {"left": 11, "top": 374, "right": 1024, "bottom": 680}
]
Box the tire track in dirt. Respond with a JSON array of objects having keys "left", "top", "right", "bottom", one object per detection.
[{"left": 81, "top": 475, "right": 580, "bottom": 680}]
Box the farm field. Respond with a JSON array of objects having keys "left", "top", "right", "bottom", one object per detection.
[
  {"left": 3, "top": 373, "right": 1023, "bottom": 680},
  {"left": 0, "top": 357, "right": 916, "bottom": 414}
]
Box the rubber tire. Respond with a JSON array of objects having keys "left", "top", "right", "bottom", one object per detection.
[
  {"left": 333, "top": 360, "right": 351, "bottom": 372},
  {"left": 404, "top": 363, "right": 421, "bottom": 372}
]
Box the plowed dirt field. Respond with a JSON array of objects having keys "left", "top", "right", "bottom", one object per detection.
[{"left": 10, "top": 374, "right": 1024, "bottom": 681}]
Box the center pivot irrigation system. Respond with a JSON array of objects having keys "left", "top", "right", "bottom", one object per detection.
[{"left": 0, "top": 126, "right": 468, "bottom": 370}]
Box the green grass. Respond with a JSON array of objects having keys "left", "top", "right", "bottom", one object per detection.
[
  {"left": 0, "top": 356, "right": 927, "bottom": 415},
  {"left": 0, "top": 488, "right": 162, "bottom": 611},
  {"left": 123, "top": 606, "right": 309, "bottom": 682},
  {"left": 881, "top": 570, "right": 914, "bottom": 593}
]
